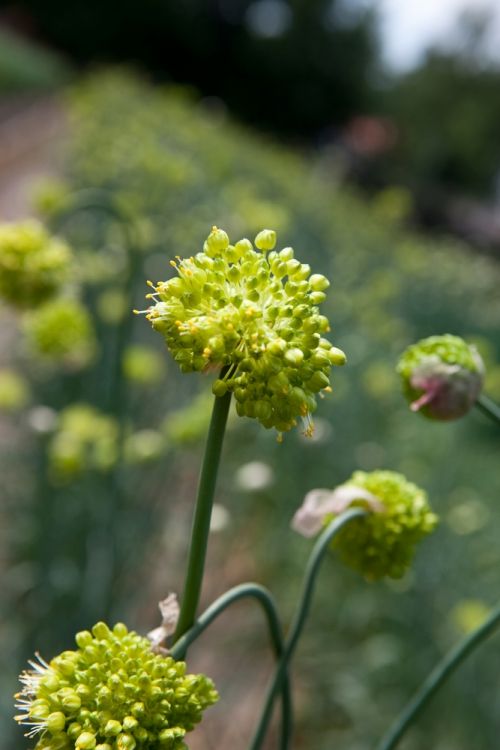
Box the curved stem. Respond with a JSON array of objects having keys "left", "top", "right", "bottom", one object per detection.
[
  {"left": 174, "top": 387, "right": 232, "bottom": 640},
  {"left": 171, "top": 583, "right": 292, "bottom": 750},
  {"left": 249, "top": 507, "right": 368, "bottom": 750},
  {"left": 51, "top": 187, "right": 137, "bottom": 249},
  {"left": 376, "top": 600, "right": 500, "bottom": 750},
  {"left": 475, "top": 393, "right": 500, "bottom": 428}
]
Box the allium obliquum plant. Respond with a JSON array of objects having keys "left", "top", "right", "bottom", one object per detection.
[{"left": 12, "top": 223, "right": 500, "bottom": 750}]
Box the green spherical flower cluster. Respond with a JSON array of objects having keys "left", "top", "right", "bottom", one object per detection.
[
  {"left": 397, "top": 334, "right": 484, "bottom": 421},
  {"left": 15, "top": 621, "right": 218, "bottom": 750},
  {"left": 143, "top": 227, "right": 345, "bottom": 435},
  {"left": 49, "top": 405, "right": 118, "bottom": 481},
  {"left": 24, "top": 298, "right": 96, "bottom": 367},
  {"left": 330, "top": 470, "right": 438, "bottom": 580},
  {"left": 0, "top": 220, "right": 72, "bottom": 308}
]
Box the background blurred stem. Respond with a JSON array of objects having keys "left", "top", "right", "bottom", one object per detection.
[
  {"left": 475, "top": 393, "right": 500, "bottom": 428},
  {"left": 249, "top": 507, "right": 368, "bottom": 750},
  {"left": 171, "top": 583, "right": 292, "bottom": 750},
  {"left": 52, "top": 189, "right": 141, "bottom": 618},
  {"left": 174, "top": 384, "right": 232, "bottom": 640},
  {"left": 376, "top": 600, "right": 500, "bottom": 750}
]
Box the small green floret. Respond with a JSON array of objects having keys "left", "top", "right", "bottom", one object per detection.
[
  {"left": 330, "top": 470, "right": 438, "bottom": 580},
  {"left": 0, "top": 220, "right": 71, "bottom": 308},
  {"left": 15, "top": 622, "right": 218, "bottom": 750},
  {"left": 142, "top": 226, "right": 344, "bottom": 436}
]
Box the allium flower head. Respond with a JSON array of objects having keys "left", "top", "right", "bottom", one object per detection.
[
  {"left": 293, "top": 470, "right": 438, "bottom": 580},
  {"left": 49, "top": 405, "right": 118, "bottom": 481},
  {"left": 141, "top": 227, "right": 345, "bottom": 435},
  {"left": 24, "top": 298, "right": 96, "bottom": 367},
  {"left": 0, "top": 220, "right": 71, "bottom": 308},
  {"left": 15, "top": 621, "right": 218, "bottom": 750},
  {"left": 397, "top": 334, "right": 484, "bottom": 421}
]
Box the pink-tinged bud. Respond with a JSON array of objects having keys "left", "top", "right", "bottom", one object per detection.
[{"left": 397, "top": 334, "right": 484, "bottom": 421}]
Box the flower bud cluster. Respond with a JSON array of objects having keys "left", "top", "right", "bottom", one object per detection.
[
  {"left": 15, "top": 621, "right": 218, "bottom": 750},
  {"left": 143, "top": 227, "right": 345, "bottom": 435},
  {"left": 0, "top": 221, "right": 72, "bottom": 308},
  {"left": 397, "top": 334, "right": 484, "bottom": 421},
  {"left": 49, "top": 405, "right": 118, "bottom": 481},
  {"left": 329, "top": 470, "right": 438, "bottom": 580},
  {"left": 24, "top": 298, "right": 96, "bottom": 367}
]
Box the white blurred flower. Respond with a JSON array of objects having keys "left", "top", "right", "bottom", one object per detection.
[
  {"left": 235, "top": 461, "right": 274, "bottom": 492},
  {"left": 210, "top": 503, "right": 230, "bottom": 533},
  {"left": 27, "top": 405, "right": 58, "bottom": 433}
]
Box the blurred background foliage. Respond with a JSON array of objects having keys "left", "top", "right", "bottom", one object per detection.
[
  {"left": 1, "top": 1, "right": 500, "bottom": 748},
  {"left": 0, "top": 67, "right": 499, "bottom": 749},
  {"left": 2, "top": 0, "right": 500, "bottom": 223}
]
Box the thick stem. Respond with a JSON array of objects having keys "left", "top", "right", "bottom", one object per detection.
[
  {"left": 174, "top": 388, "right": 232, "bottom": 640},
  {"left": 249, "top": 507, "right": 368, "bottom": 750},
  {"left": 376, "top": 600, "right": 500, "bottom": 750},
  {"left": 475, "top": 393, "right": 500, "bottom": 428},
  {"left": 171, "top": 583, "right": 292, "bottom": 750}
]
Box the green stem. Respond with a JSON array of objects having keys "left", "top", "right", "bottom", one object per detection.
[
  {"left": 171, "top": 583, "right": 292, "bottom": 750},
  {"left": 52, "top": 187, "right": 137, "bottom": 249},
  {"left": 249, "top": 507, "right": 368, "bottom": 750},
  {"left": 174, "top": 387, "right": 232, "bottom": 640},
  {"left": 475, "top": 393, "right": 500, "bottom": 428},
  {"left": 376, "top": 600, "right": 500, "bottom": 750},
  {"left": 51, "top": 188, "right": 140, "bottom": 618}
]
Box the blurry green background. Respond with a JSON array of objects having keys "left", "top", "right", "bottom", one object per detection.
[{"left": 1, "top": 2, "right": 500, "bottom": 749}]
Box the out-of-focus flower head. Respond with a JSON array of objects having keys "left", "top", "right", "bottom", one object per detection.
[
  {"left": 122, "top": 345, "right": 166, "bottom": 385},
  {"left": 397, "top": 334, "right": 484, "bottom": 421},
  {"left": 15, "top": 621, "right": 218, "bottom": 750},
  {"left": 49, "top": 404, "right": 118, "bottom": 481},
  {"left": 0, "top": 220, "right": 72, "bottom": 308},
  {"left": 125, "top": 429, "right": 166, "bottom": 464},
  {"left": 0, "top": 369, "right": 30, "bottom": 412},
  {"left": 292, "top": 470, "right": 438, "bottom": 580},
  {"left": 162, "top": 392, "right": 218, "bottom": 447},
  {"left": 141, "top": 227, "right": 345, "bottom": 436},
  {"left": 32, "top": 178, "right": 71, "bottom": 219},
  {"left": 24, "top": 298, "right": 96, "bottom": 367}
]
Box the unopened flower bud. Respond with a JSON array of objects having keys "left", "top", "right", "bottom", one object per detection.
[
  {"left": 205, "top": 226, "right": 229, "bottom": 255},
  {"left": 254, "top": 229, "right": 276, "bottom": 251},
  {"left": 397, "top": 334, "right": 484, "bottom": 421}
]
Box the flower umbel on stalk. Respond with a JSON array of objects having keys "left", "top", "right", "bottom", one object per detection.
[
  {"left": 140, "top": 227, "right": 345, "bottom": 436},
  {"left": 15, "top": 621, "right": 218, "bottom": 750},
  {"left": 293, "top": 470, "right": 438, "bottom": 580},
  {"left": 397, "top": 334, "right": 484, "bottom": 421}
]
